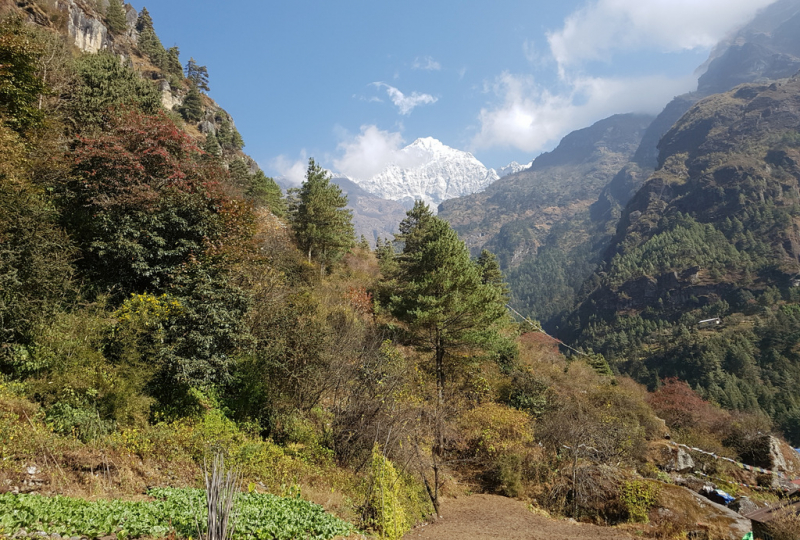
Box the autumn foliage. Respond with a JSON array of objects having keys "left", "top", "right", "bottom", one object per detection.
[
  {"left": 646, "top": 378, "right": 728, "bottom": 432},
  {"left": 64, "top": 109, "right": 241, "bottom": 294}
]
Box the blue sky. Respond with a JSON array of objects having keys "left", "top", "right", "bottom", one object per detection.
[{"left": 140, "top": 0, "right": 776, "bottom": 184}]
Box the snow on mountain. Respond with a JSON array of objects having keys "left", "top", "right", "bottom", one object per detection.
[
  {"left": 350, "top": 137, "right": 499, "bottom": 210},
  {"left": 497, "top": 160, "right": 532, "bottom": 178}
]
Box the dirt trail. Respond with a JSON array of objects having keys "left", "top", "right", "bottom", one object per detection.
[{"left": 403, "top": 494, "right": 633, "bottom": 540}]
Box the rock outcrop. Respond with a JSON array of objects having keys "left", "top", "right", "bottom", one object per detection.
[
  {"left": 766, "top": 436, "right": 800, "bottom": 476},
  {"left": 57, "top": 0, "right": 110, "bottom": 53}
]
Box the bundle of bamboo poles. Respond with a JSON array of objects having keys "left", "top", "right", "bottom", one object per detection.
[{"left": 203, "top": 452, "right": 241, "bottom": 540}]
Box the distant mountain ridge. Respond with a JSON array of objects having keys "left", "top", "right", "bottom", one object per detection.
[
  {"left": 498, "top": 161, "right": 531, "bottom": 178},
  {"left": 437, "top": 113, "right": 653, "bottom": 323},
  {"left": 439, "top": 113, "right": 654, "bottom": 260},
  {"left": 434, "top": 0, "right": 800, "bottom": 326}
]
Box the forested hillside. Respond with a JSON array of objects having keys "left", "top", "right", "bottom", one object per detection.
[
  {"left": 567, "top": 77, "right": 800, "bottom": 445},
  {"left": 3, "top": 3, "right": 800, "bottom": 540},
  {"left": 438, "top": 0, "right": 800, "bottom": 335},
  {"left": 439, "top": 114, "right": 653, "bottom": 324},
  {"left": 0, "top": 4, "right": 513, "bottom": 536}
]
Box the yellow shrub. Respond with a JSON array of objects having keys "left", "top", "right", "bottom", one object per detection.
[
  {"left": 459, "top": 402, "right": 533, "bottom": 456},
  {"left": 367, "top": 445, "right": 411, "bottom": 540}
]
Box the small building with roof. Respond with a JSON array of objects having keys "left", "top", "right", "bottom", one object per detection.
[{"left": 745, "top": 499, "right": 800, "bottom": 540}]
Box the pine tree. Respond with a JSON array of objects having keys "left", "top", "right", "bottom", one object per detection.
[
  {"left": 375, "top": 237, "right": 398, "bottom": 275},
  {"left": 202, "top": 133, "right": 221, "bottom": 159},
  {"left": 228, "top": 158, "right": 250, "bottom": 191},
  {"left": 585, "top": 352, "right": 613, "bottom": 377},
  {"left": 215, "top": 118, "right": 244, "bottom": 150},
  {"left": 395, "top": 200, "right": 435, "bottom": 254},
  {"left": 164, "top": 47, "right": 183, "bottom": 78},
  {"left": 231, "top": 126, "right": 244, "bottom": 150},
  {"left": 177, "top": 83, "right": 203, "bottom": 122},
  {"left": 105, "top": 0, "right": 127, "bottom": 34},
  {"left": 217, "top": 118, "right": 233, "bottom": 148},
  {"left": 73, "top": 52, "right": 162, "bottom": 126},
  {"left": 136, "top": 7, "right": 167, "bottom": 68},
  {"left": 247, "top": 170, "right": 285, "bottom": 217},
  {"left": 386, "top": 211, "right": 509, "bottom": 406},
  {"left": 135, "top": 6, "right": 152, "bottom": 32},
  {"left": 289, "top": 158, "right": 354, "bottom": 274},
  {"left": 477, "top": 249, "right": 508, "bottom": 295},
  {"left": 185, "top": 57, "right": 209, "bottom": 92}
]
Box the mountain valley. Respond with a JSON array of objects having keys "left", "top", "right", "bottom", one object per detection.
[{"left": 3, "top": 1, "right": 800, "bottom": 540}]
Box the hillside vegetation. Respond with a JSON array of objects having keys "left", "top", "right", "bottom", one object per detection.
[
  {"left": 567, "top": 78, "right": 800, "bottom": 445},
  {"left": 1, "top": 3, "right": 799, "bottom": 540},
  {"left": 439, "top": 114, "right": 653, "bottom": 325}
]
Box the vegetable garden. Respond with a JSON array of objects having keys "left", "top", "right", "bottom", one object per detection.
[{"left": 0, "top": 488, "right": 353, "bottom": 539}]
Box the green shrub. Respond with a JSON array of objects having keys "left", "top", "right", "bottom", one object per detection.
[
  {"left": 621, "top": 479, "right": 659, "bottom": 523},
  {"left": 364, "top": 445, "right": 429, "bottom": 539},
  {"left": 495, "top": 453, "right": 523, "bottom": 497},
  {"left": 45, "top": 402, "right": 112, "bottom": 442},
  {"left": 367, "top": 445, "right": 409, "bottom": 539}
]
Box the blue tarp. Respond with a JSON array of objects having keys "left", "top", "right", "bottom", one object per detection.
[{"left": 714, "top": 489, "right": 735, "bottom": 505}]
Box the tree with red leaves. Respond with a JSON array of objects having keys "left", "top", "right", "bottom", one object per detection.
[
  {"left": 66, "top": 108, "right": 230, "bottom": 294},
  {"left": 64, "top": 109, "right": 253, "bottom": 394},
  {"left": 647, "top": 377, "right": 728, "bottom": 432}
]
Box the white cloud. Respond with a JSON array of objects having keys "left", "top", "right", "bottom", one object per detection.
[
  {"left": 335, "top": 125, "right": 402, "bottom": 180},
  {"left": 522, "top": 40, "right": 541, "bottom": 64},
  {"left": 412, "top": 55, "right": 442, "bottom": 71},
  {"left": 372, "top": 82, "right": 438, "bottom": 115},
  {"left": 547, "top": 0, "right": 777, "bottom": 71},
  {"left": 473, "top": 0, "right": 777, "bottom": 154},
  {"left": 471, "top": 71, "right": 695, "bottom": 153},
  {"left": 353, "top": 93, "right": 383, "bottom": 104},
  {"left": 270, "top": 153, "right": 308, "bottom": 187},
  {"left": 333, "top": 125, "right": 417, "bottom": 181}
]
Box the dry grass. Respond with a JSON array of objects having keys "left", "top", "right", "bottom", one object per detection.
[{"left": 766, "top": 506, "right": 800, "bottom": 540}]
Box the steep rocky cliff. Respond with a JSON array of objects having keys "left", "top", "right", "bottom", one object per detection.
[{"left": 61, "top": 0, "right": 111, "bottom": 53}]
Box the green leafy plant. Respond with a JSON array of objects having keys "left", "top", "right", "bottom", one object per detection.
[
  {"left": 367, "top": 445, "right": 410, "bottom": 540},
  {"left": 621, "top": 480, "right": 659, "bottom": 523},
  {"left": 0, "top": 488, "right": 352, "bottom": 540}
]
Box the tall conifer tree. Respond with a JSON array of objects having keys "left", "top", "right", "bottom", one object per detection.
[
  {"left": 247, "top": 170, "right": 285, "bottom": 217},
  {"left": 178, "top": 83, "right": 203, "bottom": 122},
  {"left": 289, "top": 158, "right": 354, "bottom": 274},
  {"left": 387, "top": 204, "right": 510, "bottom": 405},
  {"left": 185, "top": 57, "right": 210, "bottom": 92},
  {"left": 105, "top": 0, "right": 127, "bottom": 34}
]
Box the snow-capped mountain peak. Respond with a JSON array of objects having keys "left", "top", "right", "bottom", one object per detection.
[
  {"left": 497, "top": 160, "right": 532, "bottom": 178},
  {"left": 351, "top": 137, "right": 499, "bottom": 210},
  {"left": 408, "top": 136, "right": 444, "bottom": 151}
]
